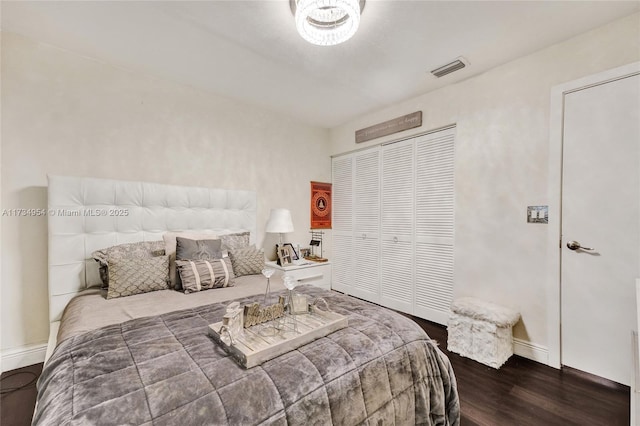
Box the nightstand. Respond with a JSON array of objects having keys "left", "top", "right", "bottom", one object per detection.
[{"left": 264, "top": 260, "right": 332, "bottom": 291}]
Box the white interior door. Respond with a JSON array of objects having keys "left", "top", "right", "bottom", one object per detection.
[{"left": 561, "top": 73, "right": 640, "bottom": 386}]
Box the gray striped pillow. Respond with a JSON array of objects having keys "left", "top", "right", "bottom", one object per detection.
[{"left": 176, "top": 258, "right": 235, "bottom": 293}]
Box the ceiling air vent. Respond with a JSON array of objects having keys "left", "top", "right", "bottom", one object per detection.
[{"left": 430, "top": 57, "right": 468, "bottom": 78}]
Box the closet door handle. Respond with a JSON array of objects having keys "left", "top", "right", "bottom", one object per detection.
[
  {"left": 393, "top": 236, "right": 399, "bottom": 243},
  {"left": 361, "top": 233, "right": 367, "bottom": 240}
]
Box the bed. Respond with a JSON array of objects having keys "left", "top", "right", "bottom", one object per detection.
[{"left": 33, "top": 175, "right": 460, "bottom": 425}]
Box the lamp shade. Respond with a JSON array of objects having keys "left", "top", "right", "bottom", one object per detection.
[{"left": 265, "top": 209, "right": 294, "bottom": 233}]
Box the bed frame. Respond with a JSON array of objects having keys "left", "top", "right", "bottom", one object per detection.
[{"left": 46, "top": 175, "right": 257, "bottom": 361}]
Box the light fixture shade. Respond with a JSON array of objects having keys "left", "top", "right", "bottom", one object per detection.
[
  {"left": 295, "top": 0, "right": 361, "bottom": 46},
  {"left": 265, "top": 209, "right": 295, "bottom": 233}
]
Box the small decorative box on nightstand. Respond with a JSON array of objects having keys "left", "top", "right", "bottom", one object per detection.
[{"left": 265, "top": 260, "right": 332, "bottom": 291}]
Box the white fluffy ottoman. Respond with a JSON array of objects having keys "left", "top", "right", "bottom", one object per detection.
[{"left": 447, "top": 297, "right": 520, "bottom": 369}]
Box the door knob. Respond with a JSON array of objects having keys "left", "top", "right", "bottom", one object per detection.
[{"left": 567, "top": 240, "right": 595, "bottom": 251}]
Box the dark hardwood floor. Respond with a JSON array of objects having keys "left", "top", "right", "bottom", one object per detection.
[
  {"left": 1, "top": 319, "right": 630, "bottom": 425},
  {"left": 1, "top": 362, "right": 42, "bottom": 426},
  {"left": 414, "top": 317, "right": 630, "bottom": 426}
]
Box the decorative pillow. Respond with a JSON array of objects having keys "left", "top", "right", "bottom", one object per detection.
[
  {"left": 92, "top": 240, "right": 166, "bottom": 288},
  {"left": 220, "top": 231, "right": 251, "bottom": 256},
  {"left": 176, "top": 258, "right": 235, "bottom": 293},
  {"left": 176, "top": 237, "right": 222, "bottom": 261},
  {"left": 106, "top": 255, "right": 170, "bottom": 299},
  {"left": 162, "top": 232, "right": 219, "bottom": 290},
  {"left": 228, "top": 245, "right": 265, "bottom": 277}
]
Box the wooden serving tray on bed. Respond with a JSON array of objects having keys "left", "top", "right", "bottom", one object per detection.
[{"left": 208, "top": 310, "right": 348, "bottom": 368}]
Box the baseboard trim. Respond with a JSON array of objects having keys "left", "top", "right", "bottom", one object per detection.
[
  {"left": 514, "top": 338, "right": 549, "bottom": 364},
  {"left": 1, "top": 342, "right": 47, "bottom": 373}
]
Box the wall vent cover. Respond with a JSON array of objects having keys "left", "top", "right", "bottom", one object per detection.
[{"left": 430, "top": 57, "right": 468, "bottom": 78}]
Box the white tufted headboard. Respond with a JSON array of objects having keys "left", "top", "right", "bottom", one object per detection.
[{"left": 47, "top": 175, "right": 257, "bottom": 323}]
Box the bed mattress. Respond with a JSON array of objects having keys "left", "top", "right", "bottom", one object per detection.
[{"left": 56, "top": 274, "right": 267, "bottom": 344}]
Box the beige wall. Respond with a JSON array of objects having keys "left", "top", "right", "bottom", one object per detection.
[
  {"left": 2, "top": 12, "right": 638, "bottom": 365},
  {"left": 1, "top": 32, "right": 330, "bottom": 355},
  {"left": 330, "top": 13, "right": 640, "bottom": 356}
]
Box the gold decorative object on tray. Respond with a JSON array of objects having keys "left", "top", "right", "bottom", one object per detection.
[
  {"left": 209, "top": 301, "right": 348, "bottom": 368},
  {"left": 243, "top": 298, "right": 286, "bottom": 328}
]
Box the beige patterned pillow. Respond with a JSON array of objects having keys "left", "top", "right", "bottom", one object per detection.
[
  {"left": 92, "top": 240, "right": 165, "bottom": 288},
  {"left": 228, "top": 245, "right": 265, "bottom": 277},
  {"left": 220, "top": 231, "right": 251, "bottom": 255},
  {"left": 106, "top": 256, "right": 170, "bottom": 299},
  {"left": 176, "top": 258, "right": 235, "bottom": 293}
]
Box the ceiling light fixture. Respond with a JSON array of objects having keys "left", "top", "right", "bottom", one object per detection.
[{"left": 290, "top": 0, "right": 365, "bottom": 46}]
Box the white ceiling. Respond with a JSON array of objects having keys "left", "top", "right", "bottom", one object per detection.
[{"left": 2, "top": 1, "right": 639, "bottom": 128}]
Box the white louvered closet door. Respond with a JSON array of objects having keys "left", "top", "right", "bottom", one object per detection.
[
  {"left": 380, "top": 140, "right": 415, "bottom": 313},
  {"left": 331, "top": 155, "right": 354, "bottom": 294},
  {"left": 351, "top": 148, "right": 381, "bottom": 303},
  {"left": 331, "top": 126, "right": 455, "bottom": 324},
  {"left": 414, "top": 128, "right": 455, "bottom": 324}
]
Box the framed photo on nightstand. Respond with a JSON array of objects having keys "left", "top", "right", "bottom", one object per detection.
[
  {"left": 283, "top": 243, "right": 299, "bottom": 260},
  {"left": 276, "top": 243, "right": 299, "bottom": 263},
  {"left": 300, "top": 247, "right": 311, "bottom": 259},
  {"left": 277, "top": 245, "right": 294, "bottom": 266}
]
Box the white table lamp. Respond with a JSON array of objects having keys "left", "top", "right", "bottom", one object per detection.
[{"left": 265, "top": 208, "right": 294, "bottom": 245}]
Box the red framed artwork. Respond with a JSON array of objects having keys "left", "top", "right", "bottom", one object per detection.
[{"left": 310, "top": 181, "right": 332, "bottom": 229}]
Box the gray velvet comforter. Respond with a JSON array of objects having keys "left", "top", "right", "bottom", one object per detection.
[{"left": 34, "top": 286, "right": 459, "bottom": 425}]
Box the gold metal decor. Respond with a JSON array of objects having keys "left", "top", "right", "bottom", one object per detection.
[{"left": 243, "top": 298, "right": 286, "bottom": 328}]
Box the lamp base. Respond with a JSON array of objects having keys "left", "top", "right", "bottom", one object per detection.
[{"left": 276, "top": 233, "right": 285, "bottom": 265}]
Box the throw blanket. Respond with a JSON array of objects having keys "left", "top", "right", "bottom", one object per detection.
[{"left": 34, "top": 286, "right": 460, "bottom": 425}]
